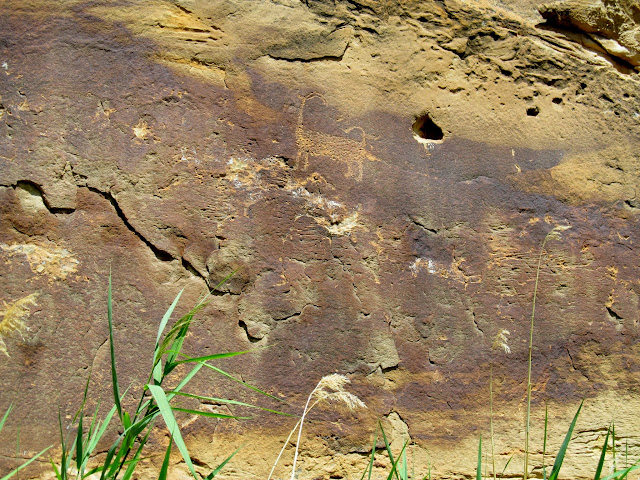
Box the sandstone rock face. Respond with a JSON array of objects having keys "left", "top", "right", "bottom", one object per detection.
[
  {"left": 540, "top": 0, "right": 640, "bottom": 66},
  {"left": 1, "top": 1, "right": 640, "bottom": 479}
]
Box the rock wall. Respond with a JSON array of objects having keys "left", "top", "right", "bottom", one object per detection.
[{"left": 1, "top": 0, "right": 640, "bottom": 479}]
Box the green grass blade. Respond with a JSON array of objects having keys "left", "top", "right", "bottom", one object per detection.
[
  {"left": 423, "top": 447, "right": 432, "bottom": 480},
  {"left": 165, "top": 323, "right": 192, "bottom": 372},
  {"left": 166, "top": 363, "right": 204, "bottom": 401},
  {"left": 73, "top": 374, "right": 91, "bottom": 424},
  {"left": 80, "top": 400, "right": 101, "bottom": 471},
  {"left": 501, "top": 454, "right": 514, "bottom": 476},
  {"left": 75, "top": 411, "right": 84, "bottom": 471},
  {"left": 599, "top": 462, "right": 640, "bottom": 480},
  {"left": 0, "top": 446, "right": 51, "bottom": 480},
  {"left": 625, "top": 440, "right": 628, "bottom": 469},
  {"left": 158, "top": 304, "right": 207, "bottom": 368},
  {"left": 108, "top": 274, "right": 123, "bottom": 423},
  {"left": 152, "top": 292, "right": 184, "bottom": 384},
  {"left": 152, "top": 359, "right": 164, "bottom": 385},
  {"left": 49, "top": 458, "right": 63, "bottom": 480},
  {"left": 86, "top": 454, "right": 155, "bottom": 477},
  {"left": 190, "top": 357, "right": 283, "bottom": 402},
  {"left": 159, "top": 434, "right": 173, "bottom": 480},
  {"left": 385, "top": 441, "right": 408, "bottom": 480},
  {"left": 168, "top": 391, "right": 293, "bottom": 416},
  {"left": 0, "top": 404, "right": 13, "bottom": 432},
  {"left": 477, "top": 436, "right": 482, "bottom": 480},
  {"left": 203, "top": 447, "right": 241, "bottom": 480},
  {"left": 105, "top": 413, "right": 157, "bottom": 479},
  {"left": 359, "top": 432, "right": 378, "bottom": 480},
  {"left": 121, "top": 431, "right": 150, "bottom": 480},
  {"left": 174, "top": 350, "right": 259, "bottom": 364},
  {"left": 147, "top": 385, "right": 198, "bottom": 479},
  {"left": 100, "top": 410, "right": 159, "bottom": 480},
  {"left": 97, "top": 413, "right": 157, "bottom": 480},
  {"left": 402, "top": 442, "right": 408, "bottom": 480},
  {"left": 208, "top": 269, "right": 239, "bottom": 297},
  {"left": 170, "top": 407, "right": 249, "bottom": 420},
  {"left": 99, "top": 437, "right": 120, "bottom": 480},
  {"left": 155, "top": 291, "right": 183, "bottom": 357},
  {"left": 86, "top": 404, "right": 118, "bottom": 456},
  {"left": 612, "top": 422, "right": 616, "bottom": 469},
  {"left": 548, "top": 400, "right": 584, "bottom": 480},
  {"left": 123, "top": 411, "right": 131, "bottom": 430},
  {"left": 594, "top": 426, "right": 611, "bottom": 480},
  {"left": 379, "top": 421, "right": 399, "bottom": 480},
  {"left": 57, "top": 410, "right": 68, "bottom": 476}
]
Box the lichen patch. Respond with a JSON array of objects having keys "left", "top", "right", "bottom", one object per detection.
[
  {"left": 1, "top": 243, "right": 79, "bottom": 280},
  {"left": 0, "top": 293, "right": 38, "bottom": 356}
]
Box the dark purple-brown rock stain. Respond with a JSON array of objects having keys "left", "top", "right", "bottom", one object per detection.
[{"left": 2, "top": 2, "right": 640, "bottom": 478}]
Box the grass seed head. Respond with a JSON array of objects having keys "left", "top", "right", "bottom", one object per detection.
[
  {"left": 323, "top": 391, "right": 367, "bottom": 410},
  {"left": 312, "top": 374, "right": 366, "bottom": 410},
  {"left": 546, "top": 224, "right": 571, "bottom": 242},
  {"left": 492, "top": 329, "right": 511, "bottom": 354}
]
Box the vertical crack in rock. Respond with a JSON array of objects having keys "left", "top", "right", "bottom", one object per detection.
[{"left": 566, "top": 347, "right": 576, "bottom": 370}]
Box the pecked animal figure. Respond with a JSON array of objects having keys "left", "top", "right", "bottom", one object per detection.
[{"left": 295, "top": 93, "right": 380, "bottom": 181}]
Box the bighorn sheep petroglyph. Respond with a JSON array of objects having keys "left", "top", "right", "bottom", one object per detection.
[{"left": 295, "top": 93, "right": 379, "bottom": 181}]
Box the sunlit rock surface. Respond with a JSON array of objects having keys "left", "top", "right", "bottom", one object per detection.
[{"left": 1, "top": 1, "right": 640, "bottom": 478}]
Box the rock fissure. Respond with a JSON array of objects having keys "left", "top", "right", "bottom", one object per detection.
[
  {"left": 265, "top": 43, "right": 349, "bottom": 63},
  {"left": 85, "top": 187, "right": 175, "bottom": 263}
]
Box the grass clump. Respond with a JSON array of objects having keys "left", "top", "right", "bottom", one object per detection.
[{"left": 50, "top": 274, "right": 285, "bottom": 480}]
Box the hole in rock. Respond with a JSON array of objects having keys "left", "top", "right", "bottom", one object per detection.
[
  {"left": 526, "top": 106, "right": 540, "bottom": 116},
  {"left": 412, "top": 113, "right": 444, "bottom": 143},
  {"left": 552, "top": 97, "right": 563, "bottom": 104}
]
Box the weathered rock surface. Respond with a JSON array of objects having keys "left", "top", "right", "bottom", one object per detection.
[
  {"left": 540, "top": 0, "right": 640, "bottom": 66},
  {"left": 1, "top": 0, "right": 640, "bottom": 479}
]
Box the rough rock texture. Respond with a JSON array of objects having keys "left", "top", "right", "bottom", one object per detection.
[
  {"left": 540, "top": 0, "right": 640, "bottom": 66},
  {"left": 1, "top": 0, "right": 640, "bottom": 479}
]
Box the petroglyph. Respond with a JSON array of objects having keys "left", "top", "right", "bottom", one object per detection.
[
  {"left": 410, "top": 255, "right": 481, "bottom": 286},
  {"left": 296, "top": 94, "right": 380, "bottom": 181},
  {"left": 224, "top": 155, "right": 363, "bottom": 235}
]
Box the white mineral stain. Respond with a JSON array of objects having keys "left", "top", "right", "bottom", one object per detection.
[
  {"left": 133, "top": 119, "right": 151, "bottom": 139},
  {"left": 224, "top": 155, "right": 361, "bottom": 235}
]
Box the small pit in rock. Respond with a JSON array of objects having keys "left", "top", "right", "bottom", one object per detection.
[
  {"left": 526, "top": 106, "right": 540, "bottom": 116},
  {"left": 412, "top": 113, "right": 444, "bottom": 143}
]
